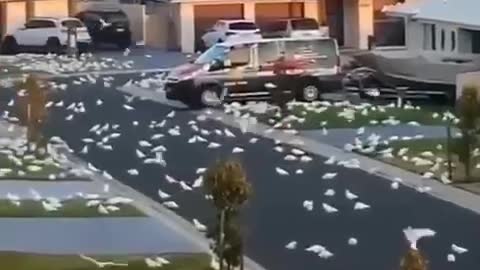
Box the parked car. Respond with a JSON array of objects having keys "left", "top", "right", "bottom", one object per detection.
[
  {"left": 1, "top": 17, "right": 91, "bottom": 55},
  {"left": 260, "top": 18, "right": 328, "bottom": 39},
  {"left": 201, "top": 20, "right": 262, "bottom": 50},
  {"left": 165, "top": 36, "right": 341, "bottom": 108},
  {"left": 75, "top": 9, "right": 131, "bottom": 49}
]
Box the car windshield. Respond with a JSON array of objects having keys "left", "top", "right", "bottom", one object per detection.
[
  {"left": 61, "top": 20, "right": 84, "bottom": 28},
  {"left": 229, "top": 22, "right": 258, "bottom": 31},
  {"left": 195, "top": 45, "right": 229, "bottom": 65},
  {"left": 291, "top": 18, "right": 319, "bottom": 30}
]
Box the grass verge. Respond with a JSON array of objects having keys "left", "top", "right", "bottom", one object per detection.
[
  {"left": 253, "top": 102, "right": 450, "bottom": 129},
  {"left": 0, "top": 198, "right": 145, "bottom": 218},
  {"left": 360, "top": 137, "right": 480, "bottom": 184},
  {"left": 0, "top": 149, "right": 88, "bottom": 181},
  {"left": 0, "top": 252, "right": 212, "bottom": 270}
]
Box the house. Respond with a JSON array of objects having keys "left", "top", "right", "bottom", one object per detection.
[
  {"left": 0, "top": 0, "right": 405, "bottom": 54},
  {"left": 0, "top": 0, "right": 78, "bottom": 37},
  {"left": 168, "top": 0, "right": 383, "bottom": 53},
  {"left": 383, "top": 0, "right": 480, "bottom": 56}
]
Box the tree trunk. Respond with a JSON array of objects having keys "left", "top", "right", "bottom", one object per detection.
[
  {"left": 465, "top": 132, "right": 472, "bottom": 181},
  {"left": 446, "top": 125, "right": 453, "bottom": 180},
  {"left": 219, "top": 209, "right": 226, "bottom": 270}
]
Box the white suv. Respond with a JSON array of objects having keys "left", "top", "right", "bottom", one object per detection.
[
  {"left": 201, "top": 20, "right": 261, "bottom": 50},
  {"left": 1, "top": 17, "right": 92, "bottom": 55}
]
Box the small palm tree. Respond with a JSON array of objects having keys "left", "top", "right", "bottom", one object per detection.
[
  {"left": 400, "top": 248, "right": 428, "bottom": 270},
  {"left": 17, "top": 75, "right": 49, "bottom": 157},
  {"left": 204, "top": 160, "right": 252, "bottom": 270},
  {"left": 455, "top": 85, "right": 480, "bottom": 181}
]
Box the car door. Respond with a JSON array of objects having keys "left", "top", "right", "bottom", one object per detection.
[
  {"left": 14, "top": 20, "right": 41, "bottom": 46},
  {"left": 220, "top": 44, "right": 256, "bottom": 100},
  {"left": 250, "top": 41, "right": 285, "bottom": 99}
]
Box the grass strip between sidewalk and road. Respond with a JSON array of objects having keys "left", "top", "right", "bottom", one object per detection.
[
  {"left": 359, "top": 137, "right": 480, "bottom": 188},
  {"left": 0, "top": 252, "right": 212, "bottom": 270},
  {"left": 0, "top": 198, "right": 145, "bottom": 218},
  {"left": 254, "top": 103, "right": 449, "bottom": 129}
]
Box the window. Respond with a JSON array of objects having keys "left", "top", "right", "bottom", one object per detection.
[
  {"left": 25, "top": 20, "right": 55, "bottom": 29},
  {"left": 291, "top": 18, "right": 319, "bottom": 30},
  {"left": 451, "top": 30, "right": 456, "bottom": 51},
  {"left": 260, "top": 21, "right": 287, "bottom": 36},
  {"left": 61, "top": 20, "right": 83, "bottom": 28},
  {"left": 441, "top": 29, "right": 445, "bottom": 50},
  {"left": 258, "top": 41, "right": 281, "bottom": 64},
  {"left": 228, "top": 22, "right": 258, "bottom": 31},
  {"left": 228, "top": 46, "right": 250, "bottom": 66},
  {"left": 423, "top": 23, "right": 436, "bottom": 50},
  {"left": 431, "top": 24, "right": 437, "bottom": 50},
  {"left": 284, "top": 39, "right": 337, "bottom": 68}
]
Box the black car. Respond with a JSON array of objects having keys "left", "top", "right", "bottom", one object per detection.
[
  {"left": 165, "top": 37, "right": 341, "bottom": 108},
  {"left": 75, "top": 9, "right": 132, "bottom": 49}
]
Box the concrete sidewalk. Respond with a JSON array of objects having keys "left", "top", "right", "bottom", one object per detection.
[
  {"left": 0, "top": 217, "right": 203, "bottom": 254},
  {"left": 302, "top": 124, "right": 461, "bottom": 148}
]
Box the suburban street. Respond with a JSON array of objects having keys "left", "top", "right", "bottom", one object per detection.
[{"left": 0, "top": 73, "right": 479, "bottom": 270}]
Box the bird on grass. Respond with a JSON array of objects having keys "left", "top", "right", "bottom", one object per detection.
[{"left": 79, "top": 254, "right": 128, "bottom": 268}]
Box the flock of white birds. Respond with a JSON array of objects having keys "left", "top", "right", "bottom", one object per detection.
[{"left": 0, "top": 52, "right": 474, "bottom": 268}]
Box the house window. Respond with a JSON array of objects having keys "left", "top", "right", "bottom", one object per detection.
[
  {"left": 441, "top": 29, "right": 445, "bottom": 50},
  {"left": 423, "top": 23, "right": 436, "bottom": 50},
  {"left": 451, "top": 30, "right": 456, "bottom": 51}
]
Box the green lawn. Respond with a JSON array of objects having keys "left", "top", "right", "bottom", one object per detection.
[
  {"left": 255, "top": 103, "right": 450, "bottom": 129},
  {"left": 0, "top": 150, "right": 88, "bottom": 181},
  {"left": 0, "top": 252, "right": 212, "bottom": 270},
  {"left": 0, "top": 199, "right": 145, "bottom": 218},
  {"left": 362, "top": 137, "right": 480, "bottom": 183}
]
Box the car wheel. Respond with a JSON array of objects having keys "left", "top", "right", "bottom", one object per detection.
[
  {"left": 189, "top": 85, "right": 223, "bottom": 109},
  {"left": 117, "top": 39, "right": 131, "bottom": 50},
  {"left": 299, "top": 81, "right": 320, "bottom": 102},
  {"left": 46, "top": 37, "right": 61, "bottom": 54},
  {"left": 1, "top": 36, "right": 18, "bottom": 55}
]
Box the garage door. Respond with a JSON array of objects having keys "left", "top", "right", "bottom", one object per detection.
[
  {"left": 33, "top": 0, "right": 69, "bottom": 18},
  {"left": 194, "top": 4, "right": 243, "bottom": 51},
  {"left": 255, "top": 3, "right": 304, "bottom": 23}
]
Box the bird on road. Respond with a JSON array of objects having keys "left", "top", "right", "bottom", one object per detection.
[
  {"left": 303, "top": 200, "right": 314, "bottom": 211},
  {"left": 322, "top": 172, "right": 337, "bottom": 180},
  {"left": 158, "top": 189, "right": 171, "bottom": 200},
  {"left": 276, "top": 167, "right": 289, "bottom": 176},
  {"left": 165, "top": 175, "right": 179, "bottom": 184},
  {"left": 193, "top": 218, "right": 207, "bottom": 232},
  {"left": 345, "top": 189, "right": 359, "bottom": 200},
  {"left": 354, "top": 201, "right": 370, "bottom": 210},
  {"left": 451, "top": 244, "right": 468, "bottom": 254},
  {"left": 285, "top": 241, "right": 297, "bottom": 250},
  {"left": 322, "top": 203, "right": 338, "bottom": 213},
  {"left": 403, "top": 227, "right": 436, "bottom": 250},
  {"left": 324, "top": 189, "right": 335, "bottom": 196},
  {"left": 163, "top": 201, "right": 179, "bottom": 209}
]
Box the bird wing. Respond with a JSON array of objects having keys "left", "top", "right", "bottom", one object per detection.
[{"left": 403, "top": 227, "right": 436, "bottom": 249}]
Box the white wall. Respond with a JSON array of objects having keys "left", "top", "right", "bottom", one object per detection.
[
  {"left": 343, "top": 0, "right": 359, "bottom": 48},
  {"left": 304, "top": 0, "right": 319, "bottom": 22},
  {"left": 5, "top": 2, "right": 26, "bottom": 35},
  {"left": 358, "top": 0, "right": 373, "bottom": 49},
  {"left": 180, "top": 3, "right": 194, "bottom": 53},
  {"left": 120, "top": 4, "right": 145, "bottom": 43},
  {"left": 34, "top": 0, "right": 69, "bottom": 17},
  {"left": 145, "top": 4, "right": 171, "bottom": 49}
]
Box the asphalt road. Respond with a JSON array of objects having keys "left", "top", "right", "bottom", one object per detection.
[{"left": 1, "top": 74, "right": 480, "bottom": 270}]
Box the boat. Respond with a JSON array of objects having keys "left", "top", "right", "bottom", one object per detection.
[{"left": 351, "top": 0, "right": 480, "bottom": 100}]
